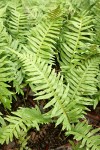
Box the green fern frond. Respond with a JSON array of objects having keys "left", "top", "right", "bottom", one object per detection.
[
  {"left": 66, "top": 57, "right": 99, "bottom": 95},
  {"left": 0, "top": 20, "right": 9, "bottom": 48},
  {"left": 63, "top": 57, "right": 100, "bottom": 115},
  {"left": 12, "top": 62, "right": 24, "bottom": 95},
  {"left": 27, "top": 18, "right": 62, "bottom": 63},
  {"left": 0, "top": 106, "right": 50, "bottom": 144},
  {"left": 0, "top": 54, "right": 13, "bottom": 109},
  {"left": 10, "top": 49, "right": 95, "bottom": 130},
  {"left": 66, "top": 121, "right": 100, "bottom": 150},
  {"left": 6, "top": 0, "right": 25, "bottom": 14},
  {"left": 10, "top": 50, "right": 73, "bottom": 130},
  {"left": 59, "top": 11, "right": 93, "bottom": 67},
  {"left": 6, "top": 3, "right": 28, "bottom": 40},
  {"left": 7, "top": 40, "right": 25, "bottom": 94},
  {"left": 93, "top": 1, "right": 100, "bottom": 44}
]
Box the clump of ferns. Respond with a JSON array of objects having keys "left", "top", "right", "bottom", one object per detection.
[{"left": 0, "top": 0, "right": 100, "bottom": 150}]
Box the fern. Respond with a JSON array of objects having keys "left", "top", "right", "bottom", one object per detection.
[
  {"left": 10, "top": 50, "right": 72, "bottom": 130},
  {"left": 65, "top": 57, "right": 100, "bottom": 108},
  {"left": 0, "top": 20, "right": 9, "bottom": 48},
  {"left": 66, "top": 121, "right": 100, "bottom": 150},
  {"left": 0, "top": 0, "right": 99, "bottom": 149},
  {"left": 10, "top": 49, "right": 100, "bottom": 130},
  {"left": 0, "top": 53, "right": 13, "bottom": 109},
  {"left": 26, "top": 17, "right": 62, "bottom": 64},
  {"left": 93, "top": 1, "right": 100, "bottom": 44},
  {"left": 0, "top": 106, "right": 50, "bottom": 144},
  {"left": 7, "top": 39, "right": 26, "bottom": 95},
  {"left": 5, "top": 1, "right": 29, "bottom": 41},
  {"left": 59, "top": 11, "right": 94, "bottom": 68}
]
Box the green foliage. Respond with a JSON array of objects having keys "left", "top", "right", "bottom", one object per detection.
[
  {"left": 27, "top": 18, "right": 62, "bottom": 63},
  {"left": 0, "top": 0, "right": 100, "bottom": 149},
  {"left": 64, "top": 57, "right": 99, "bottom": 109},
  {"left": 93, "top": 1, "right": 100, "bottom": 44},
  {"left": 5, "top": 2, "right": 29, "bottom": 42},
  {"left": 0, "top": 53, "right": 13, "bottom": 109},
  {"left": 18, "top": 132, "right": 31, "bottom": 150},
  {"left": 59, "top": 11, "right": 94, "bottom": 67},
  {"left": 0, "top": 106, "right": 50, "bottom": 144},
  {"left": 66, "top": 121, "right": 100, "bottom": 150},
  {"left": 10, "top": 50, "right": 71, "bottom": 130}
]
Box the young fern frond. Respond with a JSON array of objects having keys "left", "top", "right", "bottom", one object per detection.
[
  {"left": 66, "top": 121, "right": 100, "bottom": 150},
  {"left": 59, "top": 11, "right": 93, "bottom": 68},
  {"left": 0, "top": 106, "right": 50, "bottom": 144},
  {"left": 27, "top": 18, "right": 62, "bottom": 64}
]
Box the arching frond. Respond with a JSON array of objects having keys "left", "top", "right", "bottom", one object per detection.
[
  {"left": 10, "top": 50, "right": 73, "bottom": 130},
  {"left": 10, "top": 49, "right": 98, "bottom": 131}
]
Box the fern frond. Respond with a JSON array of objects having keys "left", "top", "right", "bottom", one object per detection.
[
  {"left": 66, "top": 121, "right": 100, "bottom": 150},
  {"left": 6, "top": 3, "right": 28, "bottom": 40},
  {"left": 10, "top": 50, "right": 74, "bottom": 130},
  {"left": 0, "top": 20, "right": 8, "bottom": 48},
  {"left": 12, "top": 62, "right": 24, "bottom": 95},
  {"left": 27, "top": 18, "right": 62, "bottom": 64},
  {"left": 0, "top": 54, "right": 13, "bottom": 109},
  {"left": 59, "top": 11, "right": 93, "bottom": 67},
  {"left": 67, "top": 57, "right": 99, "bottom": 95},
  {"left": 0, "top": 106, "right": 50, "bottom": 144},
  {"left": 69, "top": 140, "right": 85, "bottom": 150},
  {"left": 7, "top": 40, "right": 25, "bottom": 94},
  {"left": 93, "top": 1, "right": 100, "bottom": 44},
  {"left": 10, "top": 49, "right": 94, "bottom": 130},
  {"left": 0, "top": 1, "right": 99, "bottom": 148},
  {"left": 64, "top": 57, "right": 100, "bottom": 114}
]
